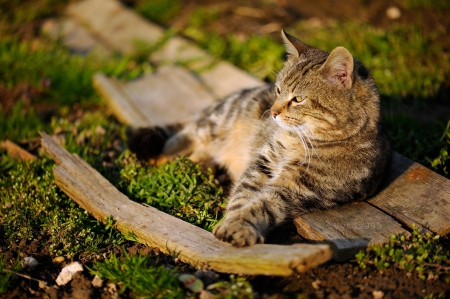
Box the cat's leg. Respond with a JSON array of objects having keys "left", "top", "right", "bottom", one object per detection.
[{"left": 213, "top": 163, "right": 297, "bottom": 246}]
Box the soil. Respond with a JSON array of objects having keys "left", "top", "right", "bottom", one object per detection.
[{"left": 2, "top": 0, "right": 450, "bottom": 298}]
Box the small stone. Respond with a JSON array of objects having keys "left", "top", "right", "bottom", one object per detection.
[
  {"left": 373, "top": 290, "right": 384, "bottom": 299},
  {"left": 92, "top": 275, "right": 104, "bottom": 288},
  {"left": 53, "top": 256, "right": 65, "bottom": 263},
  {"left": 311, "top": 279, "right": 321, "bottom": 290},
  {"left": 386, "top": 6, "right": 401, "bottom": 19},
  {"left": 55, "top": 262, "right": 83, "bottom": 286},
  {"left": 23, "top": 256, "right": 39, "bottom": 267},
  {"left": 199, "top": 290, "right": 215, "bottom": 299}
]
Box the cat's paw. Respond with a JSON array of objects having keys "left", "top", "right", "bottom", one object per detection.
[{"left": 213, "top": 219, "right": 264, "bottom": 247}]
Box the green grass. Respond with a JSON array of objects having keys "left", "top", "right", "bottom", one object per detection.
[
  {"left": 89, "top": 251, "right": 185, "bottom": 299},
  {"left": 356, "top": 226, "right": 450, "bottom": 281},
  {"left": 135, "top": 0, "right": 182, "bottom": 25},
  {"left": 119, "top": 153, "right": 225, "bottom": 231},
  {"left": 0, "top": 255, "right": 21, "bottom": 294}
]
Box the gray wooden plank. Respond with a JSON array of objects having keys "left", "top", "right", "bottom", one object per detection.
[
  {"left": 293, "top": 202, "right": 408, "bottom": 261},
  {"left": 92, "top": 73, "right": 151, "bottom": 127},
  {"left": 41, "top": 18, "right": 110, "bottom": 56},
  {"left": 124, "top": 65, "right": 217, "bottom": 126},
  {"left": 93, "top": 65, "right": 217, "bottom": 127},
  {"left": 65, "top": 0, "right": 264, "bottom": 97},
  {"left": 369, "top": 152, "right": 450, "bottom": 235}
]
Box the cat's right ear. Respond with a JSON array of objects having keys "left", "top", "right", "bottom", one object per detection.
[{"left": 281, "top": 29, "right": 309, "bottom": 59}]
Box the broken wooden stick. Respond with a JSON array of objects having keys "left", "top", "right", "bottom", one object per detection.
[
  {"left": 40, "top": 133, "right": 331, "bottom": 276},
  {"left": 1, "top": 139, "right": 37, "bottom": 161}
]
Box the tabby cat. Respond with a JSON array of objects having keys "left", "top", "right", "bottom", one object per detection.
[{"left": 128, "top": 30, "right": 391, "bottom": 247}]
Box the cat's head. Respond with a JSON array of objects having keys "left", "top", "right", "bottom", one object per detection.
[{"left": 272, "top": 30, "right": 380, "bottom": 141}]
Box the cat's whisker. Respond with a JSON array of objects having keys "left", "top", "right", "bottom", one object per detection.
[
  {"left": 299, "top": 126, "right": 322, "bottom": 164},
  {"left": 260, "top": 109, "right": 271, "bottom": 121},
  {"left": 294, "top": 127, "right": 311, "bottom": 171}
]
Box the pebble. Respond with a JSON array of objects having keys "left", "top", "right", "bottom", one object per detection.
[
  {"left": 55, "top": 262, "right": 83, "bottom": 286},
  {"left": 386, "top": 6, "right": 401, "bottom": 19},
  {"left": 53, "top": 256, "right": 65, "bottom": 263},
  {"left": 23, "top": 256, "right": 39, "bottom": 267},
  {"left": 92, "top": 275, "right": 104, "bottom": 288}
]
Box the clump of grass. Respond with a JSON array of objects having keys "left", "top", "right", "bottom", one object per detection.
[
  {"left": 0, "top": 101, "right": 50, "bottom": 142},
  {"left": 119, "top": 152, "right": 225, "bottom": 231},
  {"left": 0, "top": 38, "right": 151, "bottom": 107},
  {"left": 183, "top": 8, "right": 284, "bottom": 81},
  {"left": 356, "top": 226, "right": 450, "bottom": 281},
  {"left": 89, "top": 251, "right": 185, "bottom": 299},
  {"left": 383, "top": 114, "right": 446, "bottom": 166},
  {"left": 0, "top": 111, "right": 132, "bottom": 259},
  {"left": 429, "top": 120, "right": 450, "bottom": 176},
  {"left": 0, "top": 255, "right": 21, "bottom": 294},
  {"left": 0, "top": 154, "right": 125, "bottom": 259},
  {"left": 135, "top": 0, "right": 182, "bottom": 25}
]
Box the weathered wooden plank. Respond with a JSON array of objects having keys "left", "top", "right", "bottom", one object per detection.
[
  {"left": 65, "top": 0, "right": 263, "bottom": 97},
  {"left": 92, "top": 73, "right": 152, "bottom": 127},
  {"left": 41, "top": 18, "right": 110, "bottom": 56},
  {"left": 124, "top": 65, "right": 217, "bottom": 126},
  {"left": 369, "top": 152, "right": 450, "bottom": 235},
  {"left": 41, "top": 133, "right": 332, "bottom": 276},
  {"left": 93, "top": 66, "right": 217, "bottom": 127},
  {"left": 1, "top": 140, "right": 37, "bottom": 161},
  {"left": 293, "top": 202, "right": 408, "bottom": 261}
]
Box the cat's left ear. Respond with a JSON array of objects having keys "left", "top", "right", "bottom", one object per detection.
[
  {"left": 281, "top": 29, "right": 309, "bottom": 59},
  {"left": 320, "top": 46, "right": 354, "bottom": 89}
]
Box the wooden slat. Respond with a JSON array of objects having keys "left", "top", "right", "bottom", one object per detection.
[
  {"left": 124, "top": 65, "right": 217, "bottom": 126},
  {"left": 41, "top": 133, "right": 332, "bottom": 276},
  {"left": 65, "top": 0, "right": 264, "bottom": 97},
  {"left": 41, "top": 18, "right": 110, "bottom": 56},
  {"left": 1, "top": 140, "right": 37, "bottom": 161},
  {"left": 93, "top": 66, "right": 217, "bottom": 128},
  {"left": 293, "top": 202, "right": 408, "bottom": 261},
  {"left": 369, "top": 152, "right": 450, "bottom": 235},
  {"left": 92, "top": 73, "right": 152, "bottom": 127}
]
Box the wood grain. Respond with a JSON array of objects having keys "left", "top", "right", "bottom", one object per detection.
[
  {"left": 294, "top": 202, "right": 408, "bottom": 261},
  {"left": 41, "top": 133, "right": 332, "bottom": 276},
  {"left": 369, "top": 152, "right": 450, "bottom": 235}
]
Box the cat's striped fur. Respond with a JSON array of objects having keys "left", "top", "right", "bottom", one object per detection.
[{"left": 128, "top": 31, "right": 391, "bottom": 247}]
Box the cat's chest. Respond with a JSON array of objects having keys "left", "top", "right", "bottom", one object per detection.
[{"left": 258, "top": 131, "right": 310, "bottom": 171}]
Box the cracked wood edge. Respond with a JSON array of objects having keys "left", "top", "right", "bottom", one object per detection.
[{"left": 40, "top": 133, "right": 331, "bottom": 276}]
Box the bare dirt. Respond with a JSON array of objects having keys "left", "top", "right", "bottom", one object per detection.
[{"left": 2, "top": 0, "right": 450, "bottom": 298}]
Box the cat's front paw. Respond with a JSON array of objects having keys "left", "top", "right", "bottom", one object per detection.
[{"left": 213, "top": 219, "right": 264, "bottom": 247}]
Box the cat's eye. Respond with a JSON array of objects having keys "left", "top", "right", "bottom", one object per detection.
[{"left": 292, "top": 96, "right": 306, "bottom": 103}]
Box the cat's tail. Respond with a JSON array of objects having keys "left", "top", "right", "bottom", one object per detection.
[{"left": 127, "top": 123, "right": 183, "bottom": 160}]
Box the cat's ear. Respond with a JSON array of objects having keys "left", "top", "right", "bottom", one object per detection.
[
  {"left": 321, "top": 46, "right": 354, "bottom": 89},
  {"left": 281, "top": 29, "right": 309, "bottom": 59}
]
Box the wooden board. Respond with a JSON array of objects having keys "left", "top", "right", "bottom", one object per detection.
[
  {"left": 93, "top": 66, "right": 217, "bottom": 127},
  {"left": 65, "top": 0, "right": 263, "bottom": 98},
  {"left": 369, "top": 152, "right": 450, "bottom": 235},
  {"left": 1, "top": 140, "right": 37, "bottom": 161},
  {"left": 293, "top": 202, "right": 408, "bottom": 261},
  {"left": 42, "top": 18, "right": 110, "bottom": 57},
  {"left": 40, "top": 133, "right": 332, "bottom": 276}
]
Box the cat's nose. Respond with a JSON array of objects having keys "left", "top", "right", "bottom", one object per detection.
[{"left": 271, "top": 109, "right": 280, "bottom": 118}]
